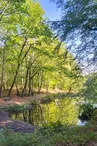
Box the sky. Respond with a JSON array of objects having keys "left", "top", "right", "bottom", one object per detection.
[{"left": 39, "top": 0, "right": 61, "bottom": 20}]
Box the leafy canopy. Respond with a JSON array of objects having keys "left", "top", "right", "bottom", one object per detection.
[{"left": 51, "top": 0, "right": 97, "bottom": 66}]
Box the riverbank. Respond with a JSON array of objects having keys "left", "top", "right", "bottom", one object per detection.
[
  {"left": 0, "top": 93, "right": 47, "bottom": 108},
  {"left": 0, "top": 94, "right": 97, "bottom": 146},
  {"left": 0, "top": 111, "right": 38, "bottom": 133},
  {"left": 0, "top": 92, "right": 81, "bottom": 133},
  {"left": 0, "top": 111, "right": 97, "bottom": 146},
  {"left": 0, "top": 92, "right": 67, "bottom": 133},
  {"left": 0, "top": 93, "right": 46, "bottom": 132},
  {"left": 0, "top": 92, "right": 78, "bottom": 108}
]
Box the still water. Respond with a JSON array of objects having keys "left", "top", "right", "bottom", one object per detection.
[{"left": 10, "top": 97, "right": 85, "bottom": 126}]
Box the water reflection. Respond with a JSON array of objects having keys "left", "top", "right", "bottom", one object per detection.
[
  {"left": 78, "top": 120, "right": 87, "bottom": 126},
  {"left": 10, "top": 98, "right": 79, "bottom": 126}
]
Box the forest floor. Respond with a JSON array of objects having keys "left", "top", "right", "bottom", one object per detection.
[
  {"left": 0, "top": 93, "right": 45, "bottom": 108},
  {"left": 0, "top": 90, "right": 67, "bottom": 108}
]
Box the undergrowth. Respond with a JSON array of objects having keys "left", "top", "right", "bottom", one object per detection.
[{"left": 0, "top": 111, "right": 97, "bottom": 146}]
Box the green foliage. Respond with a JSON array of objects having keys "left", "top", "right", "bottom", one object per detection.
[
  {"left": 0, "top": 0, "right": 82, "bottom": 98},
  {"left": 79, "top": 103, "right": 94, "bottom": 121},
  {"left": 31, "top": 100, "right": 39, "bottom": 105},
  {"left": 51, "top": 0, "right": 97, "bottom": 65},
  {"left": 41, "top": 95, "right": 53, "bottom": 103},
  {"left": 42, "top": 93, "right": 79, "bottom": 104},
  {"left": 3, "top": 104, "right": 28, "bottom": 114},
  {"left": 81, "top": 73, "right": 97, "bottom": 100}
]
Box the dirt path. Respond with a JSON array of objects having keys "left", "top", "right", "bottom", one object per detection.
[
  {"left": 0, "top": 89, "right": 67, "bottom": 108},
  {"left": 0, "top": 93, "right": 47, "bottom": 108}
]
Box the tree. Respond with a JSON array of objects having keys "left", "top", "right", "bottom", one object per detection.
[
  {"left": 51, "top": 0, "right": 97, "bottom": 70},
  {"left": 0, "top": 0, "right": 45, "bottom": 96},
  {"left": 81, "top": 73, "right": 97, "bottom": 100},
  {"left": 0, "top": 0, "right": 81, "bottom": 97}
]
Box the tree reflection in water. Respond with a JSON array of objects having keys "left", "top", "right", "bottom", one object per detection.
[{"left": 10, "top": 98, "right": 78, "bottom": 126}]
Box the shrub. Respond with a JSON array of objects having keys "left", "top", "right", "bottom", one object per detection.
[{"left": 78, "top": 103, "right": 94, "bottom": 121}]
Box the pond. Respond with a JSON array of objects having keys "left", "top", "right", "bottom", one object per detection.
[{"left": 10, "top": 97, "right": 86, "bottom": 126}]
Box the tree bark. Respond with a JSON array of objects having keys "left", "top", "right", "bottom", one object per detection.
[
  {"left": 0, "top": 46, "right": 5, "bottom": 97},
  {"left": 38, "top": 72, "right": 43, "bottom": 94},
  {"left": 16, "top": 83, "right": 20, "bottom": 95},
  {"left": 8, "top": 64, "right": 20, "bottom": 97},
  {"left": 21, "top": 69, "right": 29, "bottom": 97},
  {"left": 28, "top": 71, "right": 32, "bottom": 96}
]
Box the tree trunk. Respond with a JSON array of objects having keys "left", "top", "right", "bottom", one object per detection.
[
  {"left": 8, "top": 64, "right": 20, "bottom": 97},
  {"left": 31, "top": 78, "right": 34, "bottom": 95},
  {"left": 3, "top": 82, "right": 6, "bottom": 91},
  {"left": 46, "top": 79, "right": 49, "bottom": 93},
  {"left": 16, "top": 83, "right": 20, "bottom": 95},
  {"left": 38, "top": 72, "right": 43, "bottom": 94},
  {"left": 28, "top": 71, "right": 32, "bottom": 96},
  {"left": 0, "top": 46, "right": 5, "bottom": 97},
  {"left": 21, "top": 69, "right": 29, "bottom": 97}
]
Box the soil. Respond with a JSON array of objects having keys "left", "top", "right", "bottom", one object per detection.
[
  {"left": 0, "top": 111, "right": 38, "bottom": 133},
  {"left": 0, "top": 93, "right": 46, "bottom": 108}
]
